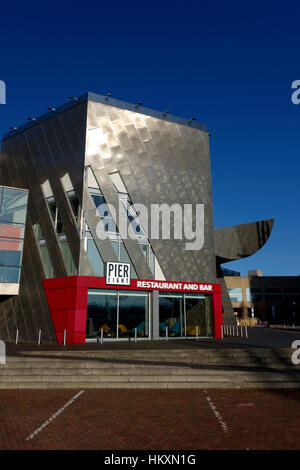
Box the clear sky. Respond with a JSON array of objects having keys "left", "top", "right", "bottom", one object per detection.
[{"left": 0, "top": 1, "right": 299, "bottom": 276}]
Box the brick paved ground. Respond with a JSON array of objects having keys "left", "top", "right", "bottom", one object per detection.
[{"left": 0, "top": 389, "right": 300, "bottom": 450}]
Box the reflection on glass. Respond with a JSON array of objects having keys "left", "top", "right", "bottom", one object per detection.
[
  {"left": 141, "top": 244, "right": 149, "bottom": 262},
  {"left": 60, "top": 240, "right": 76, "bottom": 275},
  {"left": 39, "top": 244, "right": 54, "bottom": 278},
  {"left": 0, "top": 239, "right": 22, "bottom": 266},
  {"left": 87, "top": 290, "right": 118, "bottom": 338},
  {"left": 0, "top": 188, "right": 28, "bottom": 224},
  {"left": 159, "top": 294, "right": 184, "bottom": 337},
  {"left": 185, "top": 294, "right": 212, "bottom": 336},
  {"left": 119, "top": 242, "right": 138, "bottom": 279},
  {"left": 69, "top": 197, "right": 79, "bottom": 222},
  {"left": 0, "top": 266, "right": 20, "bottom": 283},
  {"left": 118, "top": 292, "right": 148, "bottom": 338},
  {"left": 48, "top": 202, "right": 65, "bottom": 234},
  {"left": 34, "top": 223, "right": 44, "bottom": 241},
  {"left": 86, "top": 238, "right": 104, "bottom": 276},
  {"left": 120, "top": 197, "right": 146, "bottom": 237}
]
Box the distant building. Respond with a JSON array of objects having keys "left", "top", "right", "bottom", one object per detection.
[{"left": 224, "top": 270, "right": 300, "bottom": 324}]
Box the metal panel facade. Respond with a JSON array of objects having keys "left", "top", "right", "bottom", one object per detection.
[{"left": 0, "top": 92, "right": 274, "bottom": 342}]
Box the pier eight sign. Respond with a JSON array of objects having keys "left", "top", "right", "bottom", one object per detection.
[{"left": 106, "top": 262, "right": 131, "bottom": 286}]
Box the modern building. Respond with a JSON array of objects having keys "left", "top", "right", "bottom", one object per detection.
[
  {"left": 0, "top": 92, "right": 273, "bottom": 343},
  {"left": 224, "top": 270, "right": 300, "bottom": 325}
]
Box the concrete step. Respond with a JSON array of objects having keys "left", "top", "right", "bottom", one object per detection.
[
  {"left": 21, "top": 348, "right": 294, "bottom": 358},
  {"left": 1, "top": 348, "right": 299, "bottom": 389},
  {"left": 5, "top": 358, "right": 298, "bottom": 369},
  {"left": 0, "top": 379, "right": 300, "bottom": 389},
  {"left": 0, "top": 372, "right": 299, "bottom": 382},
  {"left": 2, "top": 367, "right": 300, "bottom": 376}
]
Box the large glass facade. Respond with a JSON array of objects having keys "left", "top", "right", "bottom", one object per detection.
[
  {"left": 0, "top": 187, "right": 28, "bottom": 283},
  {"left": 159, "top": 292, "right": 212, "bottom": 337},
  {"left": 86, "top": 289, "right": 149, "bottom": 339},
  {"left": 159, "top": 293, "right": 184, "bottom": 337}
]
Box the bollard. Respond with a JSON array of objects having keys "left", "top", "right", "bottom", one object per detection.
[
  {"left": 221, "top": 325, "right": 224, "bottom": 339},
  {"left": 15, "top": 330, "right": 19, "bottom": 345},
  {"left": 196, "top": 326, "right": 199, "bottom": 340},
  {"left": 0, "top": 340, "right": 5, "bottom": 365},
  {"left": 101, "top": 328, "right": 104, "bottom": 344},
  {"left": 241, "top": 326, "right": 243, "bottom": 337},
  {"left": 245, "top": 326, "right": 248, "bottom": 338},
  {"left": 38, "top": 329, "right": 41, "bottom": 345},
  {"left": 166, "top": 326, "right": 168, "bottom": 341},
  {"left": 63, "top": 329, "right": 66, "bottom": 346},
  {"left": 134, "top": 328, "right": 137, "bottom": 342}
]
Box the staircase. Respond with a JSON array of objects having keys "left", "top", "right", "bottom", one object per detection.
[{"left": 1, "top": 348, "right": 300, "bottom": 389}]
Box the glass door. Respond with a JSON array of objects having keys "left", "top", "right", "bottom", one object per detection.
[
  {"left": 118, "top": 291, "right": 149, "bottom": 338},
  {"left": 184, "top": 293, "right": 212, "bottom": 336}
]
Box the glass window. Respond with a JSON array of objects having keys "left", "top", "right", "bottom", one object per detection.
[
  {"left": 119, "top": 242, "right": 138, "bottom": 279},
  {"left": 141, "top": 244, "right": 149, "bottom": 262},
  {"left": 118, "top": 291, "right": 149, "bottom": 338},
  {"left": 111, "top": 241, "right": 119, "bottom": 258},
  {"left": 91, "top": 194, "right": 118, "bottom": 234},
  {"left": 228, "top": 288, "right": 243, "bottom": 302},
  {"left": 39, "top": 244, "right": 54, "bottom": 278},
  {"left": 33, "top": 223, "right": 44, "bottom": 241},
  {"left": 60, "top": 240, "right": 76, "bottom": 275},
  {"left": 69, "top": 197, "right": 79, "bottom": 222},
  {"left": 0, "top": 240, "right": 23, "bottom": 266},
  {"left": 86, "top": 289, "right": 149, "bottom": 339},
  {"left": 159, "top": 293, "right": 184, "bottom": 337},
  {"left": 87, "top": 290, "right": 118, "bottom": 338},
  {"left": 86, "top": 238, "right": 104, "bottom": 276},
  {"left": 0, "top": 188, "right": 28, "bottom": 225},
  {"left": 0, "top": 266, "right": 20, "bottom": 283},
  {"left": 246, "top": 288, "right": 262, "bottom": 302},
  {"left": 48, "top": 201, "right": 65, "bottom": 234},
  {"left": 120, "top": 197, "right": 146, "bottom": 237}
]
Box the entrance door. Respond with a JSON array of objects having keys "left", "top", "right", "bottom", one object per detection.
[
  {"left": 118, "top": 291, "right": 149, "bottom": 338},
  {"left": 158, "top": 293, "right": 184, "bottom": 337},
  {"left": 184, "top": 293, "right": 212, "bottom": 336}
]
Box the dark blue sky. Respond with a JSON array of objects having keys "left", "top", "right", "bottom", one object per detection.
[{"left": 0, "top": 1, "right": 299, "bottom": 276}]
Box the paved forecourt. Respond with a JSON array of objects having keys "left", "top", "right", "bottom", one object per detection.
[{"left": 0, "top": 389, "right": 300, "bottom": 450}]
